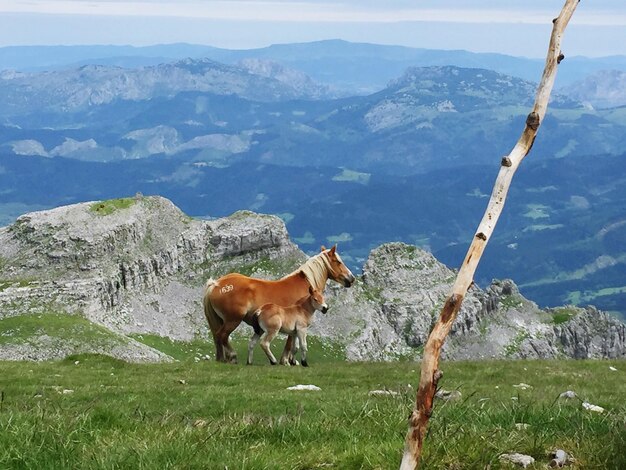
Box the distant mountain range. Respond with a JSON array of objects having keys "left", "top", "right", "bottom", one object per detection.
[
  {"left": 0, "top": 40, "right": 625, "bottom": 319},
  {"left": 3, "top": 39, "right": 626, "bottom": 94},
  {"left": 1, "top": 57, "right": 624, "bottom": 170}
]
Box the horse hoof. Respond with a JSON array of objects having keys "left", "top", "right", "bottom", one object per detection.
[
  {"left": 302, "top": 360, "right": 309, "bottom": 367},
  {"left": 270, "top": 361, "right": 277, "bottom": 366}
]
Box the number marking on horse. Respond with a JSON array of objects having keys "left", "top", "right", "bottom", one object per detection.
[{"left": 220, "top": 284, "right": 234, "bottom": 294}]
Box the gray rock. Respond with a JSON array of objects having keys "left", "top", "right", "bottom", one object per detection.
[
  {"left": 1, "top": 197, "right": 625, "bottom": 362},
  {"left": 499, "top": 453, "right": 535, "bottom": 468},
  {"left": 0, "top": 333, "right": 171, "bottom": 363},
  {"left": 0, "top": 196, "right": 302, "bottom": 361}
]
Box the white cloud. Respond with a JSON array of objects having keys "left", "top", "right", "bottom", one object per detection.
[{"left": 0, "top": 1, "right": 625, "bottom": 26}]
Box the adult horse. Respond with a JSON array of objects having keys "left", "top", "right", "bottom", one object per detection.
[{"left": 203, "top": 245, "right": 355, "bottom": 363}]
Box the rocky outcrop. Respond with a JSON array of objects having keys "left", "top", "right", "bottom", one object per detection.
[
  {"left": 0, "top": 196, "right": 303, "bottom": 357},
  {"left": 0, "top": 332, "right": 171, "bottom": 363},
  {"left": 553, "top": 306, "right": 626, "bottom": 359},
  {"left": 0, "top": 59, "right": 333, "bottom": 119},
  {"left": 316, "top": 243, "right": 626, "bottom": 361},
  {"left": 1, "top": 197, "right": 625, "bottom": 362}
]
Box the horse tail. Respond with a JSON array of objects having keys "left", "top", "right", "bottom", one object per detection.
[
  {"left": 251, "top": 309, "right": 264, "bottom": 336},
  {"left": 203, "top": 278, "right": 224, "bottom": 340}
]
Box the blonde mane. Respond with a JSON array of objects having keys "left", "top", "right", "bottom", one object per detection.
[{"left": 287, "top": 252, "right": 331, "bottom": 292}]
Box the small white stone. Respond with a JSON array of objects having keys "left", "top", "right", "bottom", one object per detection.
[
  {"left": 286, "top": 384, "right": 321, "bottom": 391},
  {"left": 62, "top": 389, "right": 74, "bottom": 394},
  {"left": 435, "top": 389, "right": 462, "bottom": 401},
  {"left": 609, "top": 366, "right": 617, "bottom": 371},
  {"left": 499, "top": 453, "right": 535, "bottom": 468},
  {"left": 582, "top": 402, "right": 605, "bottom": 413},
  {"left": 368, "top": 389, "right": 399, "bottom": 397},
  {"left": 513, "top": 383, "right": 532, "bottom": 390},
  {"left": 559, "top": 390, "right": 577, "bottom": 399}
]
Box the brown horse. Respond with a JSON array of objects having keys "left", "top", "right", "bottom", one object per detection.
[
  {"left": 203, "top": 245, "right": 355, "bottom": 363},
  {"left": 247, "top": 285, "right": 328, "bottom": 367}
]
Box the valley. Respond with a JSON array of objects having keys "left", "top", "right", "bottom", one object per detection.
[{"left": 1, "top": 41, "right": 625, "bottom": 318}]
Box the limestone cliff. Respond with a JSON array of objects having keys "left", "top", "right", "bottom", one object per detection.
[
  {"left": 1, "top": 197, "right": 624, "bottom": 362},
  {"left": 329, "top": 243, "right": 626, "bottom": 361},
  {"left": 0, "top": 196, "right": 303, "bottom": 360}
]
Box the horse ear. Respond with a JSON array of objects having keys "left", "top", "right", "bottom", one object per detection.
[
  {"left": 309, "top": 285, "right": 314, "bottom": 294},
  {"left": 330, "top": 244, "right": 337, "bottom": 254},
  {"left": 320, "top": 245, "right": 326, "bottom": 252}
]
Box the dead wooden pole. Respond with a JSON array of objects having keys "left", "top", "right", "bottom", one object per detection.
[{"left": 399, "top": 1, "right": 581, "bottom": 468}]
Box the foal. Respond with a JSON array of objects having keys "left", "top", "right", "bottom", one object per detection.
[{"left": 247, "top": 285, "right": 328, "bottom": 367}]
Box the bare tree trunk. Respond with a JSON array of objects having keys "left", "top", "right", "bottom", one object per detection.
[{"left": 399, "top": 1, "right": 581, "bottom": 468}]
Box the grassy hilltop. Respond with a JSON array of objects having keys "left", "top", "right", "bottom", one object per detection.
[{"left": 1, "top": 344, "right": 624, "bottom": 469}]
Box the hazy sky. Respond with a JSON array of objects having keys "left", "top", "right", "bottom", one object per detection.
[{"left": 0, "top": 1, "right": 625, "bottom": 57}]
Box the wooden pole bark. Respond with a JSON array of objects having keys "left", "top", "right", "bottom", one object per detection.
[{"left": 399, "top": 1, "right": 580, "bottom": 468}]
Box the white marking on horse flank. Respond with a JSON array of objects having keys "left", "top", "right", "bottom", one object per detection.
[{"left": 220, "top": 284, "right": 234, "bottom": 294}]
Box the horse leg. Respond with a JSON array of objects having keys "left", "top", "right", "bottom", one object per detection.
[
  {"left": 296, "top": 329, "right": 309, "bottom": 367},
  {"left": 213, "top": 336, "right": 225, "bottom": 363},
  {"left": 260, "top": 330, "right": 279, "bottom": 365},
  {"left": 214, "top": 335, "right": 224, "bottom": 362},
  {"left": 203, "top": 298, "right": 225, "bottom": 362},
  {"left": 280, "top": 335, "right": 296, "bottom": 365},
  {"left": 217, "top": 320, "right": 240, "bottom": 364},
  {"left": 289, "top": 333, "right": 299, "bottom": 366},
  {"left": 247, "top": 332, "right": 261, "bottom": 365}
]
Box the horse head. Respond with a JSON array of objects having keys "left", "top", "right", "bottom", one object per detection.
[
  {"left": 308, "top": 285, "right": 329, "bottom": 314},
  {"left": 321, "top": 245, "right": 356, "bottom": 288}
]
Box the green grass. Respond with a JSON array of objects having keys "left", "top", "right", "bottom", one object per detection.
[
  {"left": 0, "top": 358, "right": 624, "bottom": 469},
  {"left": 0, "top": 314, "right": 116, "bottom": 346},
  {"left": 550, "top": 307, "right": 579, "bottom": 325},
  {"left": 130, "top": 332, "right": 347, "bottom": 364},
  {"left": 129, "top": 334, "right": 212, "bottom": 361},
  {"left": 0, "top": 279, "right": 33, "bottom": 292},
  {"left": 89, "top": 197, "right": 137, "bottom": 216}
]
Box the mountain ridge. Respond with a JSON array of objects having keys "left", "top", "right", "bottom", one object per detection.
[
  {"left": 1, "top": 196, "right": 624, "bottom": 362},
  {"left": 1, "top": 51, "right": 625, "bottom": 322},
  {"left": 3, "top": 40, "right": 626, "bottom": 90}
]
